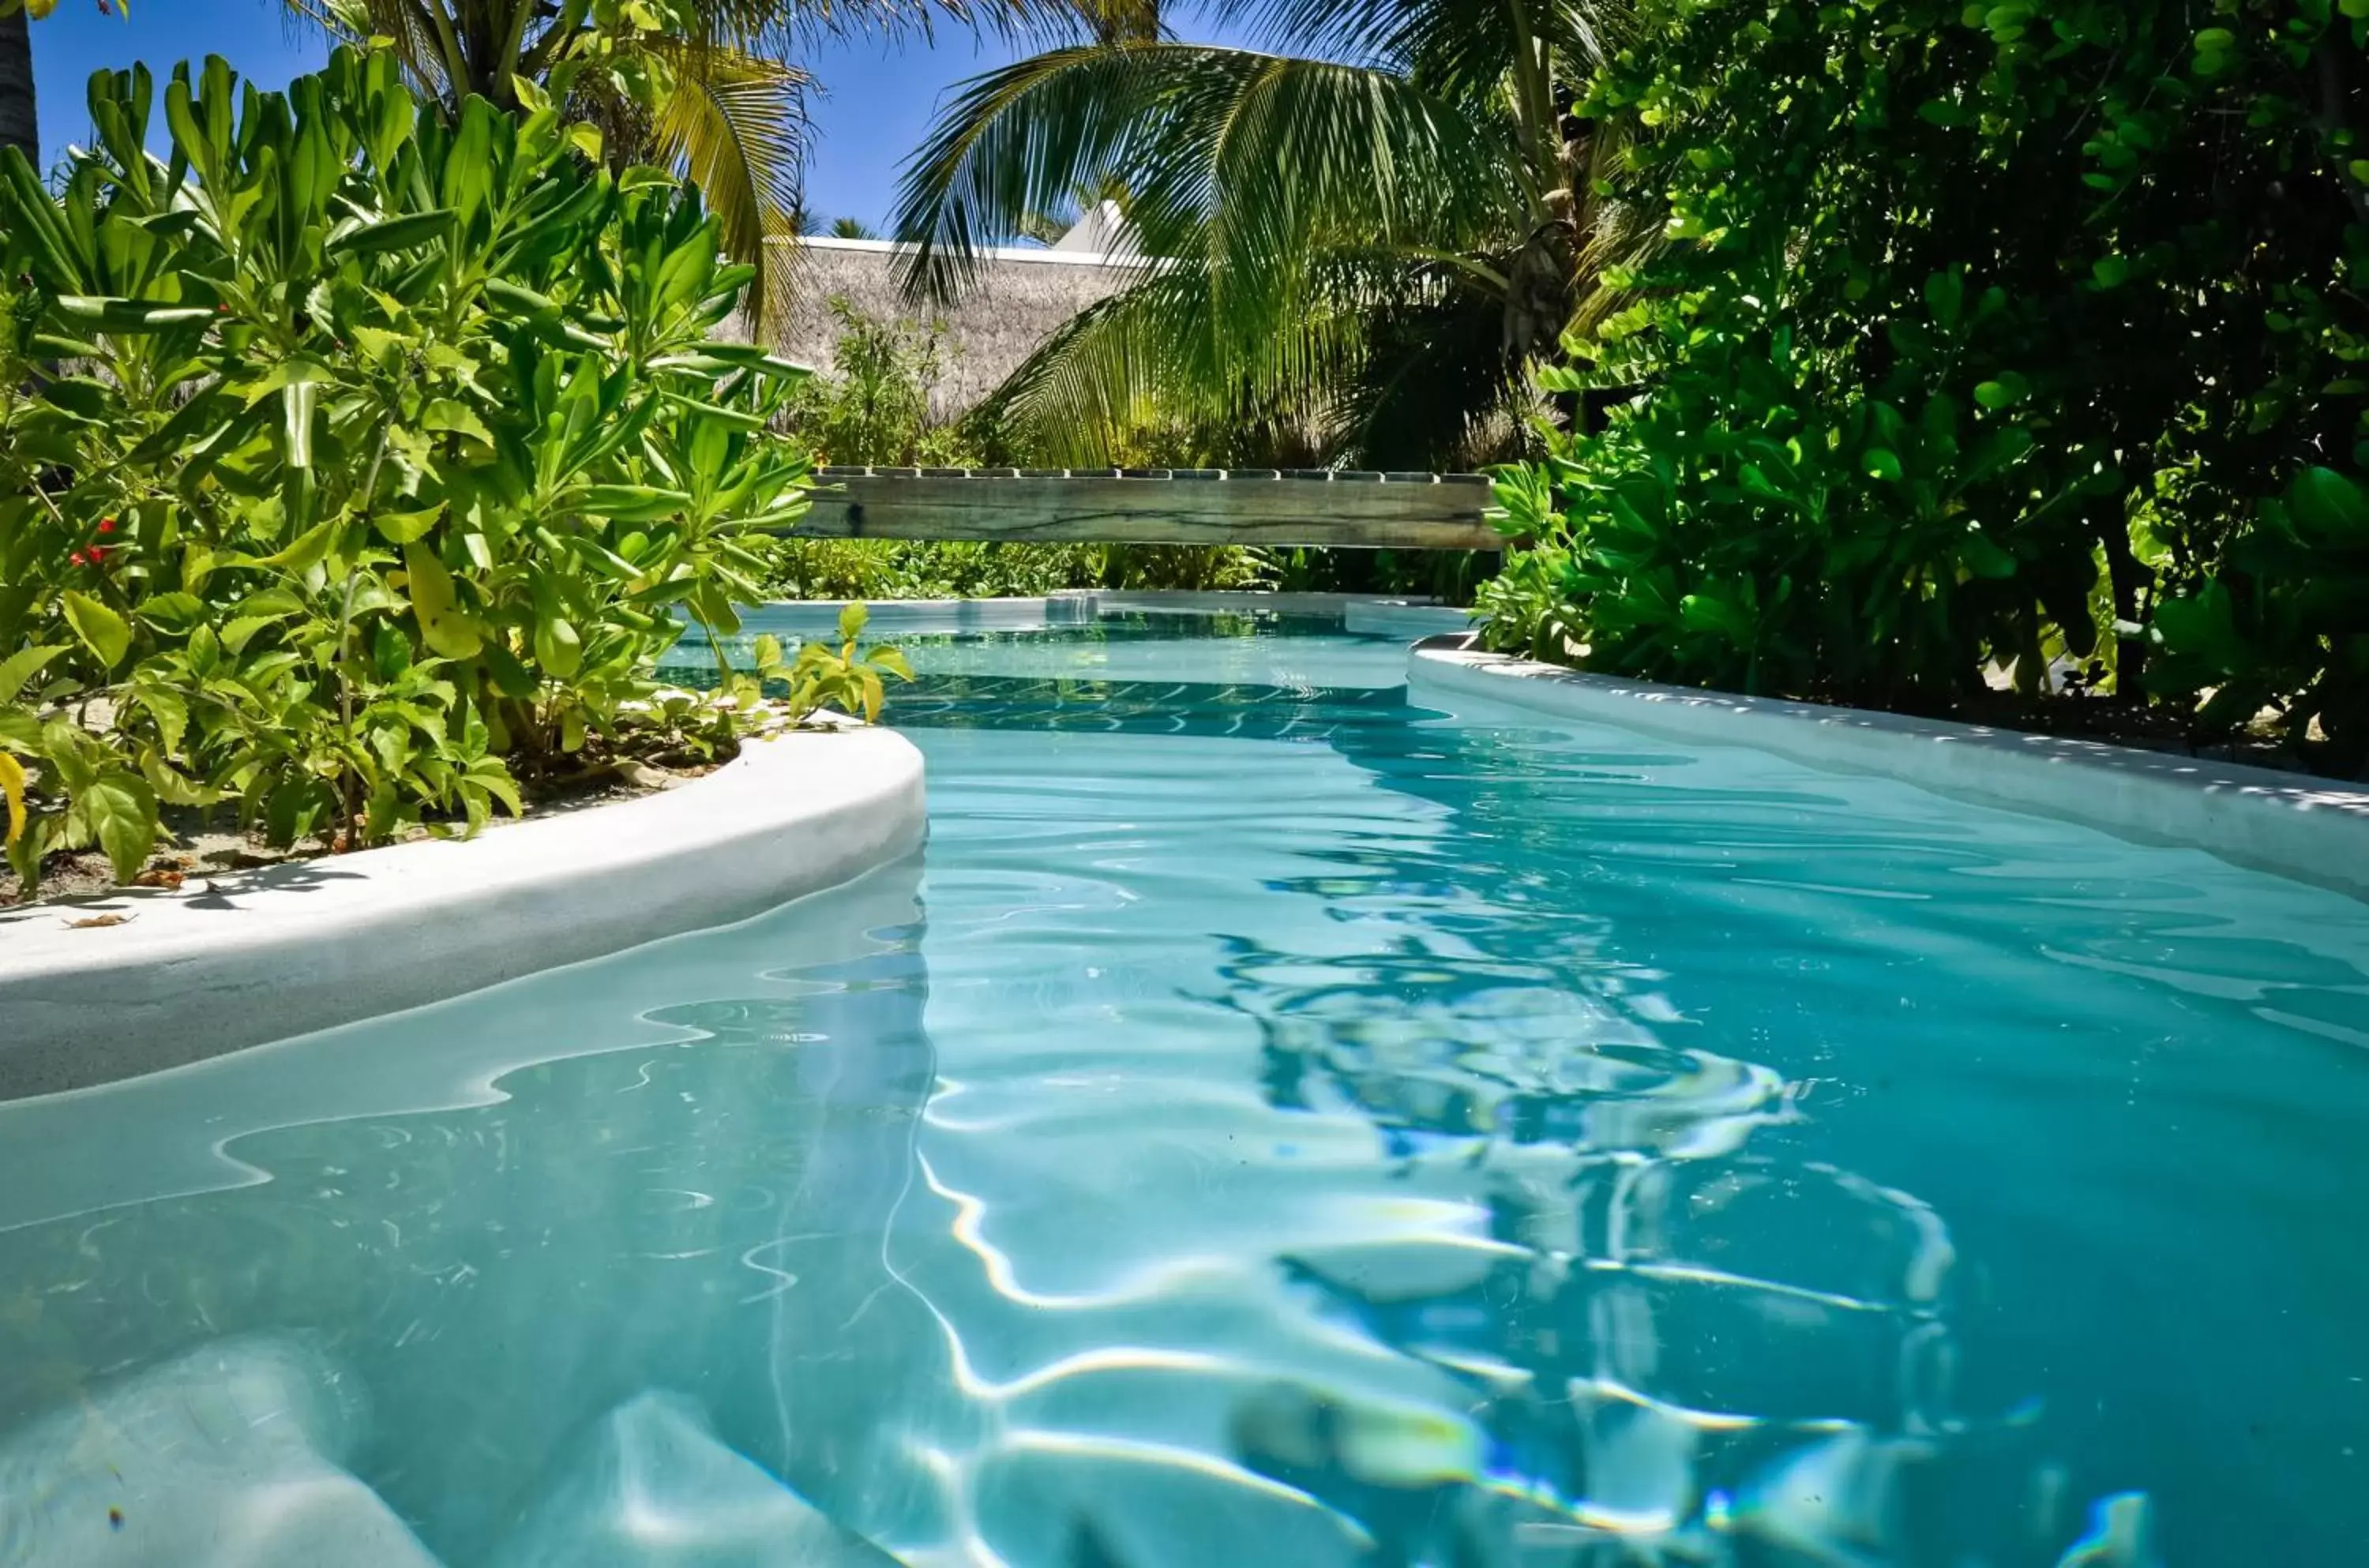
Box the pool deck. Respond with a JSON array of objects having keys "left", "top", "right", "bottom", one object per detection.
[
  {"left": 0, "top": 724, "right": 925, "bottom": 1101},
  {"left": 1409, "top": 638, "right": 2369, "bottom": 902}
]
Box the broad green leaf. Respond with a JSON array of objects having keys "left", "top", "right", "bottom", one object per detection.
[
  {"left": 534, "top": 613, "right": 583, "bottom": 678},
  {"left": 2288, "top": 467, "right": 2369, "bottom": 543},
  {"left": 1959, "top": 531, "right": 2018, "bottom": 580},
  {"left": 54, "top": 295, "right": 214, "bottom": 332},
  {"left": 660, "top": 390, "right": 769, "bottom": 431},
  {"left": 62, "top": 591, "right": 133, "bottom": 669},
  {"left": 283, "top": 379, "right": 318, "bottom": 468},
  {"left": 1924, "top": 270, "right": 1962, "bottom": 330},
  {"left": 220, "top": 614, "right": 287, "bottom": 654},
  {"left": 483, "top": 278, "right": 560, "bottom": 316},
  {"left": 238, "top": 516, "right": 339, "bottom": 572},
  {"left": 482, "top": 640, "right": 539, "bottom": 700},
  {"left": 137, "top": 688, "right": 190, "bottom": 756},
  {"left": 73, "top": 769, "right": 159, "bottom": 885},
  {"left": 326, "top": 207, "right": 456, "bottom": 260},
  {"left": 373, "top": 505, "right": 443, "bottom": 545},
  {"left": 423, "top": 398, "right": 494, "bottom": 447},
  {"left": 0, "top": 646, "right": 66, "bottom": 707},
  {"left": 1863, "top": 448, "right": 1903, "bottom": 482},
  {"left": 1973, "top": 373, "right": 2031, "bottom": 410},
  {"left": 135, "top": 591, "right": 208, "bottom": 632},
  {"left": 574, "top": 483, "right": 693, "bottom": 522}
]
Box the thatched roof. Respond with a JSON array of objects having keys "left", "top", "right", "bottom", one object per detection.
[{"left": 758, "top": 237, "right": 1139, "bottom": 419}]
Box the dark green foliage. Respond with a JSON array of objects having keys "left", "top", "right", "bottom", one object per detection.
[{"left": 1480, "top": 0, "right": 2369, "bottom": 771}]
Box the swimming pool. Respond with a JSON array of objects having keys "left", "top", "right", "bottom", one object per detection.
[{"left": 1, "top": 613, "right": 2363, "bottom": 1566}]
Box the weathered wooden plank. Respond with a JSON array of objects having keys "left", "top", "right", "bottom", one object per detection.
[{"left": 773, "top": 468, "right": 1501, "bottom": 550}]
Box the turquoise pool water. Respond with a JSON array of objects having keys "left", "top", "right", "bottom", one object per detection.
[{"left": 1, "top": 616, "right": 2365, "bottom": 1566}]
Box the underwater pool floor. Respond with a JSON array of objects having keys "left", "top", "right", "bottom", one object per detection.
[{"left": 1, "top": 618, "right": 2363, "bottom": 1567}]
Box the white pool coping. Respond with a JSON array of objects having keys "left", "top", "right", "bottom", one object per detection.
[
  {"left": 1409, "top": 640, "right": 2369, "bottom": 901},
  {"left": 0, "top": 725, "right": 926, "bottom": 1101}
]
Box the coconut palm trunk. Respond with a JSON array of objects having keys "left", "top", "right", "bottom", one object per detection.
[{"left": 0, "top": 5, "right": 36, "bottom": 167}]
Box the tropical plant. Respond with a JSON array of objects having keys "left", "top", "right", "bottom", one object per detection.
[
  {"left": 730, "top": 603, "right": 912, "bottom": 722},
  {"left": 890, "top": 0, "right": 1646, "bottom": 469},
  {"left": 788, "top": 295, "right": 959, "bottom": 467},
  {"left": 1479, "top": 0, "right": 2369, "bottom": 773},
  {"left": 285, "top": 0, "right": 816, "bottom": 325},
  {"left": 288, "top": 0, "right": 1160, "bottom": 329},
  {"left": 0, "top": 47, "right": 820, "bottom": 895}
]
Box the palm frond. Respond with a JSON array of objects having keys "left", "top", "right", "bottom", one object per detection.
[
  {"left": 644, "top": 36, "right": 811, "bottom": 332},
  {"left": 1212, "top": 0, "right": 1624, "bottom": 86},
  {"left": 285, "top": 0, "right": 458, "bottom": 99},
  {"left": 892, "top": 42, "right": 1515, "bottom": 305},
  {"left": 1332, "top": 268, "right": 1530, "bottom": 467},
  {"left": 978, "top": 261, "right": 1371, "bottom": 463},
  {"left": 676, "top": 0, "right": 1159, "bottom": 56}
]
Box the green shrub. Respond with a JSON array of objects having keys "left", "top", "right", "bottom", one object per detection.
[
  {"left": 1482, "top": 0, "right": 2369, "bottom": 771},
  {"left": 0, "top": 48, "right": 819, "bottom": 893}
]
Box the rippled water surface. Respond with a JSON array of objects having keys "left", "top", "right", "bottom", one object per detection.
[{"left": 3, "top": 616, "right": 2367, "bottom": 1567}]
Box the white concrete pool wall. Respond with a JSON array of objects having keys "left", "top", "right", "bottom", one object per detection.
[
  {"left": 1409, "top": 638, "right": 2369, "bottom": 903},
  {"left": 0, "top": 726, "right": 925, "bottom": 1101}
]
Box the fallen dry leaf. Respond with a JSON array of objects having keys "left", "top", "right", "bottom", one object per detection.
[
  {"left": 63, "top": 913, "right": 134, "bottom": 930},
  {"left": 132, "top": 868, "right": 185, "bottom": 890}
]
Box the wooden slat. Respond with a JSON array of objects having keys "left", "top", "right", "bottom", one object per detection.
[{"left": 773, "top": 468, "right": 1500, "bottom": 550}]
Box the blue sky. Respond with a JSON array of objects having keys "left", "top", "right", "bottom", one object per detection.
[{"left": 23, "top": 3, "right": 1247, "bottom": 232}]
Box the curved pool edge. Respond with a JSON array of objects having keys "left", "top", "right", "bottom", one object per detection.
[
  {"left": 1409, "top": 639, "right": 2369, "bottom": 902},
  {"left": 0, "top": 725, "right": 927, "bottom": 1101}
]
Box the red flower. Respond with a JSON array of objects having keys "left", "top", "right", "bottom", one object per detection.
[
  {"left": 67, "top": 550, "right": 88, "bottom": 567},
  {"left": 96, "top": 517, "right": 116, "bottom": 535},
  {"left": 88, "top": 546, "right": 109, "bottom": 563}
]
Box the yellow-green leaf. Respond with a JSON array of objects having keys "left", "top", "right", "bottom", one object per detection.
[
  {"left": 62, "top": 591, "right": 133, "bottom": 669},
  {"left": 283, "top": 379, "right": 318, "bottom": 468},
  {"left": 0, "top": 752, "right": 26, "bottom": 846},
  {"left": 374, "top": 505, "right": 443, "bottom": 545},
  {"left": 402, "top": 542, "right": 482, "bottom": 659},
  {"left": 0, "top": 645, "right": 65, "bottom": 706},
  {"left": 236, "top": 515, "right": 340, "bottom": 572},
  {"left": 534, "top": 613, "right": 583, "bottom": 679}
]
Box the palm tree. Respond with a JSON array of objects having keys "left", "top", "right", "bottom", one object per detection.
[
  {"left": 288, "top": 0, "right": 1148, "bottom": 327},
  {"left": 0, "top": 2, "right": 34, "bottom": 167},
  {"left": 891, "top": 0, "right": 1644, "bottom": 468}
]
